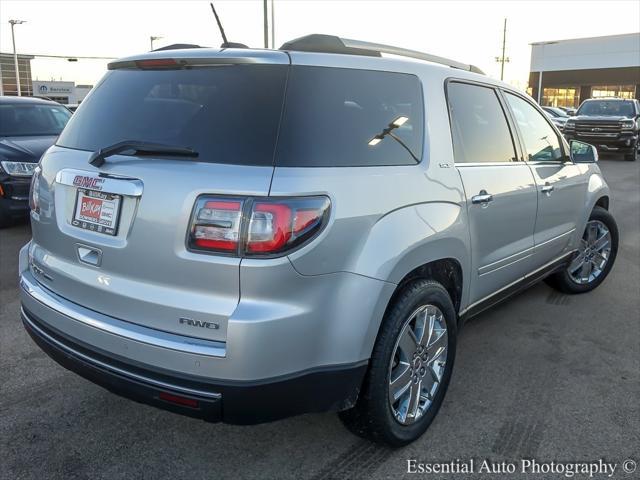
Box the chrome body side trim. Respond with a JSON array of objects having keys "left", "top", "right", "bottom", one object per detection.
[{"left": 460, "top": 250, "right": 575, "bottom": 317}]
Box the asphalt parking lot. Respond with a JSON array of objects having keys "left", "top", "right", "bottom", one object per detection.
[{"left": 1, "top": 157, "right": 638, "bottom": 480}]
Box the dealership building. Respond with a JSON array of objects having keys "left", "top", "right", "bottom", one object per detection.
[
  {"left": 529, "top": 32, "right": 640, "bottom": 108},
  {"left": 0, "top": 52, "right": 34, "bottom": 96}
]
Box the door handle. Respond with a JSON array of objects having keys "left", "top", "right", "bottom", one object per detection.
[
  {"left": 541, "top": 183, "right": 554, "bottom": 195},
  {"left": 471, "top": 190, "right": 493, "bottom": 205}
]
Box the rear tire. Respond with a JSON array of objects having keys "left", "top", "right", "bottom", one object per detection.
[
  {"left": 546, "top": 206, "right": 618, "bottom": 294},
  {"left": 339, "top": 280, "right": 457, "bottom": 447}
]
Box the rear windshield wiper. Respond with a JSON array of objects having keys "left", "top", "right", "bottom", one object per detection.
[{"left": 89, "top": 141, "right": 198, "bottom": 167}]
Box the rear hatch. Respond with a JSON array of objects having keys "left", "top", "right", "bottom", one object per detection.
[{"left": 28, "top": 49, "right": 289, "bottom": 342}]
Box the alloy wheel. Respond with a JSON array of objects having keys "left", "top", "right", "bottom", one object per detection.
[
  {"left": 568, "top": 220, "right": 612, "bottom": 285},
  {"left": 388, "top": 304, "right": 448, "bottom": 425}
]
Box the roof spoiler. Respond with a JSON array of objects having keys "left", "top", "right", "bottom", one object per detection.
[{"left": 280, "top": 34, "right": 484, "bottom": 75}]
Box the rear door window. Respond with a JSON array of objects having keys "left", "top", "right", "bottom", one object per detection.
[
  {"left": 57, "top": 65, "right": 288, "bottom": 166},
  {"left": 447, "top": 82, "right": 518, "bottom": 164},
  {"left": 275, "top": 66, "right": 424, "bottom": 167}
]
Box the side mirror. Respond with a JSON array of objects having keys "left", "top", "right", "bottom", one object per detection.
[{"left": 570, "top": 140, "right": 598, "bottom": 163}]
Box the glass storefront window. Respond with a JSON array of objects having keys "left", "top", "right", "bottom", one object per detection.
[
  {"left": 591, "top": 85, "right": 636, "bottom": 99},
  {"left": 542, "top": 87, "right": 580, "bottom": 108}
]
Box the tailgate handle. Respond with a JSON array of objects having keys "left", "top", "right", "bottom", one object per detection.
[
  {"left": 56, "top": 169, "right": 143, "bottom": 197},
  {"left": 77, "top": 245, "right": 102, "bottom": 267}
]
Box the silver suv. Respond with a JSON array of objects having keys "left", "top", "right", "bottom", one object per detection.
[{"left": 19, "top": 35, "right": 618, "bottom": 446}]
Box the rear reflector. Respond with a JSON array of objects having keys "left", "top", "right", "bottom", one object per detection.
[
  {"left": 158, "top": 391, "right": 199, "bottom": 408},
  {"left": 188, "top": 196, "right": 330, "bottom": 257}
]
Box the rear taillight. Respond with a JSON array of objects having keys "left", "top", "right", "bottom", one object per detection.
[
  {"left": 189, "top": 197, "right": 244, "bottom": 253},
  {"left": 188, "top": 196, "right": 330, "bottom": 257},
  {"left": 28, "top": 166, "right": 41, "bottom": 214}
]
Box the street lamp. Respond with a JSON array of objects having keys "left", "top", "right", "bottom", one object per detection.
[
  {"left": 9, "top": 19, "right": 26, "bottom": 96},
  {"left": 150, "top": 36, "right": 163, "bottom": 51},
  {"left": 534, "top": 40, "right": 558, "bottom": 104}
]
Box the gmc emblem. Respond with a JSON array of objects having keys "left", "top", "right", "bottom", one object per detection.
[
  {"left": 179, "top": 317, "right": 220, "bottom": 330},
  {"left": 73, "top": 175, "right": 105, "bottom": 190}
]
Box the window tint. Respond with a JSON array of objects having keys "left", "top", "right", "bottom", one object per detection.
[
  {"left": 447, "top": 82, "right": 517, "bottom": 164},
  {"left": 58, "top": 65, "right": 288, "bottom": 166},
  {"left": 505, "top": 92, "right": 563, "bottom": 162},
  {"left": 276, "top": 66, "right": 423, "bottom": 167},
  {"left": 0, "top": 104, "right": 71, "bottom": 136}
]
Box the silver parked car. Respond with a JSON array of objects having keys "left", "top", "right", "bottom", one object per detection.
[{"left": 19, "top": 35, "right": 618, "bottom": 446}]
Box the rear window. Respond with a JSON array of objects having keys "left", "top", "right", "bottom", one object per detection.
[
  {"left": 57, "top": 65, "right": 288, "bottom": 166},
  {"left": 57, "top": 63, "right": 424, "bottom": 168},
  {"left": 276, "top": 66, "right": 423, "bottom": 166}
]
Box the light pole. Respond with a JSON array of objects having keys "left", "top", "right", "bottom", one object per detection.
[
  {"left": 535, "top": 41, "right": 558, "bottom": 104},
  {"left": 271, "top": 0, "right": 275, "bottom": 48},
  {"left": 263, "top": 0, "right": 269, "bottom": 48},
  {"left": 150, "top": 36, "right": 163, "bottom": 51},
  {"left": 495, "top": 18, "right": 509, "bottom": 81},
  {"left": 9, "top": 19, "right": 26, "bottom": 96}
]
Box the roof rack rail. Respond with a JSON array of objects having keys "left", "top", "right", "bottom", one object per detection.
[
  {"left": 152, "top": 43, "right": 203, "bottom": 52},
  {"left": 280, "top": 34, "right": 485, "bottom": 75}
]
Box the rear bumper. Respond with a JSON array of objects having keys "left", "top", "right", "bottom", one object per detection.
[
  {"left": 19, "top": 239, "right": 386, "bottom": 422},
  {"left": 22, "top": 304, "right": 367, "bottom": 424}
]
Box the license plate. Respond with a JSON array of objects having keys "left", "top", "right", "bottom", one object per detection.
[{"left": 72, "top": 188, "right": 122, "bottom": 236}]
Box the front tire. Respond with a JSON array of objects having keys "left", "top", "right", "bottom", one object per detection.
[
  {"left": 339, "top": 280, "right": 457, "bottom": 447},
  {"left": 624, "top": 141, "right": 638, "bottom": 161},
  {"left": 546, "top": 206, "right": 618, "bottom": 294}
]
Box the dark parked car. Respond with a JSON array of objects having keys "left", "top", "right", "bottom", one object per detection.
[
  {"left": 558, "top": 106, "right": 577, "bottom": 116},
  {"left": 564, "top": 98, "right": 640, "bottom": 161},
  {"left": 0, "top": 96, "right": 71, "bottom": 226},
  {"left": 542, "top": 106, "right": 569, "bottom": 131}
]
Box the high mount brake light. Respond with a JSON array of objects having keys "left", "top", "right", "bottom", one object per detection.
[
  {"left": 188, "top": 196, "right": 330, "bottom": 256},
  {"left": 135, "top": 58, "right": 179, "bottom": 69}
]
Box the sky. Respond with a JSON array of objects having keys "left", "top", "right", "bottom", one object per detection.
[{"left": 1, "top": 0, "right": 639, "bottom": 89}]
